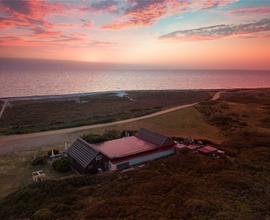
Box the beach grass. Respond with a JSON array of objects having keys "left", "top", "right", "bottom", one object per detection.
[
  {"left": 0, "top": 90, "right": 211, "bottom": 135},
  {"left": 0, "top": 147, "right": 75, "bottom": 199},
  {"left": 87, "top": 106, "right": 223, "bottom": 143}
]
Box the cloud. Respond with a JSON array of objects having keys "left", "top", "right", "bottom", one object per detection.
[
  {"left": 0, "top": 0, "right": 69, "bottom": 31},
  {"left": 159, "top": 18, "right": 270, "bottom": 41},
  {"left": 190, "top": 0, "right": 238, "bottom": 10},
  {"left": 0, "top": 0, "right": 66, "bottom": 21},
  {"left": 228, "top": 6, "right": 270, "bottom": 15},
  {"left": 81, "top": 20, "right": 94, "bottom": 28},
  {"left": 102, "top": 0, "right": 187, "bottom": 29},
  {"left": 102, "top": 0, "right": 238, "bottom": 29},
  {"left": 0, "top": 32, "right": 114, "bottom": 48},
  {"left": 82, "top": 0, "right": 119, "bottom": 13}
]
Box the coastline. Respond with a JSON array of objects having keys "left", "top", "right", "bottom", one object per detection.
[{"left": 1, "top": 87, "right": 269, "bottom": 101}]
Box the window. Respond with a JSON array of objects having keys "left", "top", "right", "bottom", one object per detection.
[
  {"left": 96, "top": 155, "right": 102, "bottom": 161},
  {"left": 117, "top": 162, "right": 130, "bottom": 170}
]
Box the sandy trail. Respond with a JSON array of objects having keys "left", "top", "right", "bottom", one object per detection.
[
  {"left": 0, "top": 101, "right": 8, "bottom": 120},
  {"left": 0, "top": 91, "right": 222, "bottom": 155}
]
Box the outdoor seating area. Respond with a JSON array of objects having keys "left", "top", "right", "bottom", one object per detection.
[
  {"left": 174, "top": 138, "right": 225, "bottom": 158},
  {"left": 32, "top": 170, "right": 47, "bottom": 182}
]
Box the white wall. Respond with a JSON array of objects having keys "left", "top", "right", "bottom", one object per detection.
[{"left": 109, "top": 148, "right": 175, "bottom": 171}]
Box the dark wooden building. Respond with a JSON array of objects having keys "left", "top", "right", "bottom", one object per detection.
[
  {"left": 67, "top": 138, "right": 109, "bottom": 174},
  {"left": 67, "top": 128, "right": 176, "bottom": 173}
]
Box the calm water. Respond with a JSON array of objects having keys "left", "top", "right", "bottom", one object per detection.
[{"left": 0, "top": 69, "right": 270, "bottom": 98}]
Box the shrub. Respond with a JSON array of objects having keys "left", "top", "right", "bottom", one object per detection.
[
  {"left": 103, "top": 129, "right": 121, "bottom": 139},
  {"left": 32, "top": 208, "right": 55, "bottom": 220},
  {"left": 81, "top": 134, "right": 108, "bottom": 143},
  {"left": 120, "top": 130, "right": 137, "bottom": 137},
  {"left": 183, "top": 199, "right": 216, "bottom": 217},
  {"left": 47, "top": 149, "right": 59, "bottom": 157},
  {"left": 32, "top": 156, "right": 46, "bottom": 166},
  {"left": 52, "top": 157, "right": 71, "bottom": 173},
  {"left": 82, "top": 130, "right": 123, "bottom": 144}
]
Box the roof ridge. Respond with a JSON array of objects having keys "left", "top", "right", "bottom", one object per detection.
[{"left": 78, "top": 137, "right": 100, "bottom": 153}]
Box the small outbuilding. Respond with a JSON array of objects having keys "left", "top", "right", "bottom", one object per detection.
[
  {"left": 67, "top": 128, "right": 176, "bottom": 174},
  {"left": 186, "top": 144, "right": 202, "bottom": 151},
  {"left": 198, "top": 146, "right": 218, "bottom": 156}
]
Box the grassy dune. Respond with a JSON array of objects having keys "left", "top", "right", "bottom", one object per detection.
[
  {"left": 0, "top": 89, "right": 270, "bottom": 219},
  {"left": 0, "top": 90, "right": 211, "bottom": 135},
  {"left": 0, "top": 147, "right": 269, "bottom": 220},
  {"left": 88, "top": 106, "right": 223, "bottom": 143},
  {"left": 0, "top": 147, "right": 73, "bottom": 199},
  {"left": 196, "top": 88, "right": 270, "bottom": 149}
]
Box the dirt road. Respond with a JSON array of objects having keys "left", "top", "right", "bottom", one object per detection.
[
  {"left": 0, "top": 101, "right": 8, "bottom": 120},
  {"left": 0, "top": 91, "right": 222, "bottom": 155}
]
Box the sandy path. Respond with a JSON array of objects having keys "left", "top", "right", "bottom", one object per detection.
[
  {"left": 0, "top": 101, "right": 8, "bottom": 120},
  {"left": 0, "top": 91, "right": 222, "bottom": 155}
]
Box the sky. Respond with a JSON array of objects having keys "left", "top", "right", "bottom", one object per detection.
[{"left": 0, "top": 0, "right": 270, "bottom": 69}]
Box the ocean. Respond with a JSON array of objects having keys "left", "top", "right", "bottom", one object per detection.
[{"left": 0, "top": 61, "right": 270, "bottom": 98}]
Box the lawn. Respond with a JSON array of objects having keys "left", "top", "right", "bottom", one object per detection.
[
  {"left": 0, "top": 104, "right": 223, "bottom": 198},
  {"left": 0, "top": 145, "right": 269, "bottom": 220},
  {"left": 0, "top": 146, "right": 75, "bottom": 199},
  {"left": 0, "top": 90, "right": 212, "bottom": 135},
  {"left": 87, "top": 106, "right": 223, "bottom": 143},
  {"left": 0, "top": 89, "right": 270, "bottom": 219}
]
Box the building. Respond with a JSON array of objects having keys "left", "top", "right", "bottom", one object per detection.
[
  {"left": 186, "top": 144, "right": 202, "bottom": 151},
  {"left": 198, "top": 146, "right": 218, "bottom": 156},
  {"left": 175, "top": 143, "right": 187, "bottom": 152},
  {"left": 67, "top": 128, "right": 176, "bottom": 173}
]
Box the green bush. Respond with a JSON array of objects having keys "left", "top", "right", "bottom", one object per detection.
[
  {"left": 82, "top": 129, "right": 128, "bottom": 144},
  {"left": 47, "top": 149, "right": 60, "bottom": 157},
  {"left": 81, "top": 134, "right": 108, "bottom": 143},
  {"left": 32, "top": 156, "right": 46, "bottom": 166},
  {"left": 52, "top": 157, "right": 71, "bottom": 173},
  {"left": 32, "top": 208, "right": 55, "bottom": 220}
]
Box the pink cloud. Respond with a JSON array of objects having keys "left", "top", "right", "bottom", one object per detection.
[
  {"left": 190, "top": 0, "right": 239, "bottom": 10},
  {"left": 229, "top": 6, "right": 270, "bottom": 15},
  {"left": 81, "top": 0, "right": 119, "bottom": 14},
  {"left": 83, "top": 21, "right": 94, "bottom": 28},
  {"left": 0, "top": 1, "right": 98, "bottom": 47},
  {"left": 102, "top": 0, "right": 188, "bottom": 29},
  {"left": 102, "top": 0, "right": 238, "bottom": 29},
  {"left": 160, "top": 18, "right": 270, "bottom": 41}
]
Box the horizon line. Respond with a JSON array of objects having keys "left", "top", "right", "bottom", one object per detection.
[{"left": 0, "top": 57, "right": 270, "bottom": 71}]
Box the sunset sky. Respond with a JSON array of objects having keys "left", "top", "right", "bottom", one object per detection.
[{"left": 0, "top": 0, "right": 270, "bottom": 69}]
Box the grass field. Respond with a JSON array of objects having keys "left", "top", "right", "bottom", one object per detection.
[
  {"left": 196, "top": 88, "right": 270, "bottom": 150},
  {"left": 0, "top": 89, "right": 270, "bottom": 219},
  {"left": 0, "top": 147, "right": 75, "bottom": 199},
  {"left": 86, "top": 106, "right": 223, "bottom": 143},
  {"left": 0, "top": 90, "right": 211, "bottom": 135},
  {"left": 0, "top": 145, "right": 269, "bottom": 219},
  {"left": 0, "top": 105, "right": 223, "bottom": 198}
]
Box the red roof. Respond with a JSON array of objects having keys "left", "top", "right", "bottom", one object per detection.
[
  {"left": 186, "top": 145, "right": 201, "bottom": 150},
  {"left": 93, "top": 136, "right": 161, "bottom": 159},
  {"left": 198, "top": 146, "right": 218, "bottom": 154}
]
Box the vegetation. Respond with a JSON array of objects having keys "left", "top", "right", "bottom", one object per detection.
[
  {"left": 82, "top": 129, "right": 137, "bottom": 143},
  {"left": 32, "top": 156, "right": 46, "bottom": 166},
  {"left": 101, "top": 106, "right": 223, "bottom": 143},
  {"left": 32, "top": 208, "right": 55, "bottom": 220},
  {"left": 0, "top": 89, "right": 270, "bottom": 219},
  {"left": 52, "top": 158, "right": 71, "bottom": 173},
  {"left": 0, "top": 90, "right": 211, "bottom": 135},
  {"left": 47, "top": 149, "right": 60, "bottom": 157},
  {"left": 0, "top": 147, "right": 74, "bottom": 199},
  {"left": 196, "top": 100, "right": 248, "bottom": 136},
  {"left": 0, "top": 145, "right": 269, "bottom": 219}
]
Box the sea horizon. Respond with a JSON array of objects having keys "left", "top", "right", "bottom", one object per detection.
[{"left": 1, "top": 66, "right": 270, "bottom": 98}]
